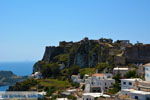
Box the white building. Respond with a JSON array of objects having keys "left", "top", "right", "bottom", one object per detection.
[
  {"left": 56, "top": 98, "right": 68, "bottom": 100},
  {"left": 121, "top": 78, "right": 150, "bottom": 100},
  {"left": 130, "top": 90, "right": 150, "bottom": 100},
  {"left": 122, "top": 89, "right": 150, "bottom": 100},
  {"left": 121, "top": 78, "right": 142, "bottom": 90},
  {"left": 82, "top": 93, "right": 110, "bottom": 100},
  {"left": 113, "top": 67, "right": 129, "bottom": 77},
  {"left": 82, "top": 93, "right": 101, "bottom": 100},
  {"left": 136, "top": 81, "right": 150, "bottom": 92},
  {"left": 85, "top": 73, "right": 115, "bottom": 93},
  {"left": 71, "top": 75, "right": 82, "bottom": 83},
  {"left": 61, "top": 89, "right": 77, "bottom": 96},
  {"left": 38, "top": 91, "right": 46, "bottom": 98},
  {"left": 31, "top": 72, "right": 42, "bottom": 79},
  {"left": 144, "top": 63, "right": 150, "bottom": 81}
]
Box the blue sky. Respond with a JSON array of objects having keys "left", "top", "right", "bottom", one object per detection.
[{"left": 0, "top": 0, "right": 150, "bottom": 62}]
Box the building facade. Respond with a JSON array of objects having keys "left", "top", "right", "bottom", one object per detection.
[
  {"left": 85, "top": 73, "right": 115, "bottom": 93},
  {"left": 121, "top": 78, "right": 142, "bottom": 90},
  {"left": 113, "top": 67, "right": 129, "bottom": 77},
  {"left": 144, "top": 63, "right": 150, "bottom": 81}
]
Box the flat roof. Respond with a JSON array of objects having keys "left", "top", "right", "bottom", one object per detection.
[
  {"left": 121, "top": 78, "right": 141, "bottom": 81},
  {"left": 56, "top": 98, "right": 68, "bottom": 100},
  {"left": 131, "top": 90, "right": 150, "bottom": 95},
  {"left": 67, "top": 89, "right": 76, "bottom": 92},
  {"left": 140, "top": 81, "right": 150, "bottom": 83},
  {"left": 82, "top": 93, "right": 110, "bottom": 98},
  {"left": 122, "top": 89, "right": 150, "bottom": 95},
  {"left": 113, "top": 68, "right": 129, "bottom": 70},
  {"left": 83, "top": 93, "right": 101, "bottom": 97}
]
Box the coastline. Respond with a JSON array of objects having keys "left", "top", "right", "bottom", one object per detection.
[{"left": 0, "top": 62, "right": 34, "bottom": 91}]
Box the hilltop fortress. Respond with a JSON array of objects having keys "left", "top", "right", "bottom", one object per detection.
[{"left": 34, "top": 37, "right": 150, "bottom": 72}]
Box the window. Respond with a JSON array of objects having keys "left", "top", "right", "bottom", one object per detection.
[
  {"left": 92, "top": 82, "right": 94, "bottom": 85},
  {"left": 123, "top": 82, "right": 126, "bottom": 85},
  {"left": 146, "top": 68, "right": 149, "bottom": 71},
  {"left": 146, "top": 97, "right": 150, "bottom": 100},
  {"left": 129, "top": 82, "right": 132, "bottom": 85},
  {"left": 135, "top": 96, "right": 138, "bottom": 100},
  {"left": 138, "top": 88, "right": 140, "bottom": 90},
  {"left": 107, "top": 76, "right": 111, "bottom": 78}
]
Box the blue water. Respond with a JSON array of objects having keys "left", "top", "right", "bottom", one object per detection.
[
  {"left": 0, "top": 86, "right": 9, "bottom": 91},
  {"left": 0, "top": 61, "right": 35, "bottom": 76},
  {"left": 0, "top": 61, "right": 36, "bottom": 91}
]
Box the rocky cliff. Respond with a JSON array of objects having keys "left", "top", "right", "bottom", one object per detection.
[
  {"left": 33, "top": 38, "right": 150, "bottom": 72},
  {"left": 124, "top": 44, "right": 150, "bottom": 64}
]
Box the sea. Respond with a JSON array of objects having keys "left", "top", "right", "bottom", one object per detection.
[{"left": 0, "top": 61, "right": 35, "bottom": 91}]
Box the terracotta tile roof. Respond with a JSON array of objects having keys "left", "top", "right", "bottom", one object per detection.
[
  {"left": 144, "top": 63, "right": 150, "bottom": 66},
  {"left": 92, "top": 73, "right": 105, "bottom": 77}
]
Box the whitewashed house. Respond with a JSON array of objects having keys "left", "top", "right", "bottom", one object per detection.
[
  {"left": 82, "top": 93, "right": 110, "bottom": 100},
  {"left": 113, "top": 67, "right": 129, "bottom": 77},
  {"left": 85, "top": 73, "right": 115, "bottom": 93},
  {"left": 130, "top": 90, "right": 150, "bottom": 100},
  {"left": 31, "top": 72, "right": 42, "bottom": 79},
  {"left": 122, "top": 89, "right": 150, "bottom": 100},
  {"left": 121, "top": 78, "right": 150, "bottom": 100},
  {"left": 83, "top": 74, "right": 89, "bottom": 80},
  {"left": 121, "top": 78, "right": 142, "bottom": 90},
  {"left": 82, "top": 93, "right": 101, "bottom": 100},
  {"left": 38, "top": 91, "right": 46, "bottom": 98},
  {"left": 144, "top": 63, "right": 150, "bottom": 81},
  {"left": 71, "top": 74, "right": 82, "bottom": 83}
]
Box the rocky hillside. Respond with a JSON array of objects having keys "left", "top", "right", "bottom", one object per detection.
[
  {"left": 124, "top": 44, "right": 150, "bottom": 63},
  {"left": 33, "top": 37, "right": 150, "bottom": 72}
]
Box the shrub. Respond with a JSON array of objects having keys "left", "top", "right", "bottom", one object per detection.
[
  {"left": 96, "top": 62, "right": 111, "bottom": 73},
  {"left": 41, "top": 63, "right": 60, "bottom": 78},
  {"left": 125, "top": 70, "right": 138, "bottom": 78}
]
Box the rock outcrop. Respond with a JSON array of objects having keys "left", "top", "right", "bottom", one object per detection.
[
  {"left": 0, "top": 71, "right": 27, "bottom": 86},
  {"left": 39, "top": 38, "right": 113, "bottom": 68},
  {"left": 33, "top": 37, "right": 150, "bottom": 72},
  {"left": 124, "top": 44, "right": 150, "bottom": 64}
]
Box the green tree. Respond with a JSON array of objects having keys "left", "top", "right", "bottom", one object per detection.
[
  {"left": 108, "top": 73, "right": 121, "bottom": 94},
  {"left": 44, "top": 86, "right": 57, "bottom": 96},
  {"left": 113, "top": 73, "right": 121, "bottom": 83},
  {"left": 71, "top": 82, "right": 80, "bottom": 88},
  {"left": 107, "top": 82, "right": 120, "bottom": 94},
  {"left": 79, "top": 68, "right": 95, "bottom": 78},
  {"left": 96, "top": 62, "right": 111, "bottom": 73},
  {"left": 68, "top": 65, "right": 80, "bottom": 75},
  {"left": 125, "top": 70, "right": 138, "bottom": 78},
  {"left": 8, "top": 79, "right": 38, "bottom": 91},
  {"left": 41, "top": 63, "right": 60, "bottom": 78}
]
